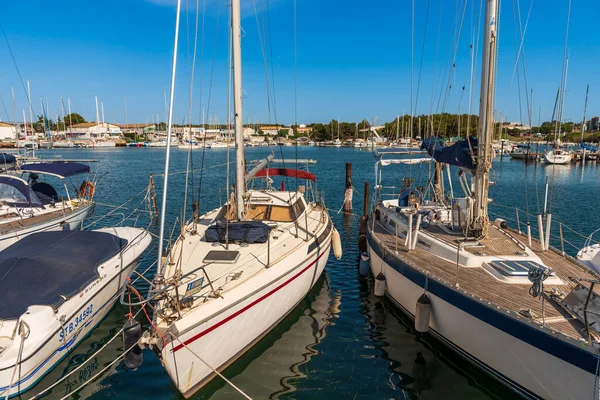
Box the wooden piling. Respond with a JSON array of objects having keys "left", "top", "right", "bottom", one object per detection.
[
  {"left": 149, "top": 174, "right": 159, "bottom": 223},
  {"left": 343, "top": 162, "right": 353, "bottom": 212}
]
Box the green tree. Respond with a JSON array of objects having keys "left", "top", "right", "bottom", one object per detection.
[{"left": 63, "top": 113, "right": 86, "bottom": 126}]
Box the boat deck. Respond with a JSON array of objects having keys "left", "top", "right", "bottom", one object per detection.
[
  {"left": 0, "top": 204, "right": 82, "bottom": 235},
  {"left": 373, "top": 220, "right": 600, "bottom": 343}
]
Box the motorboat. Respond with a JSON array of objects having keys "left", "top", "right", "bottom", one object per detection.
[
  {"left": 92, "top": 139, "right": 116, "bottom": 148},
  {"left": 0, "top": 161, "right": 96, "bottom": 251},
  {"left": 52, "top": 141, "right": 75, "bottom": 148},
  {"left": 0, "top": 227, "right": 151, "bottom": 397}
]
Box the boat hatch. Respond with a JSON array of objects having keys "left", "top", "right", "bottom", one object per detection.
[
  {"left": 203, "top": 250, "right": 240, "bottom": 264},
  {"left": 488, "top": 260, "right": 553, "bottom": 277}
]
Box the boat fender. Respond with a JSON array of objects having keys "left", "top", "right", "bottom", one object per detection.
[
  {"left": 123, "top": 319, "right": 143, "bottom": 370},
  {"left": 414, "top": 293, "right": 431, "bottom": 333},
  {"left": 493, "top": 218, "right": 508, "bottom": 229},
  {"left": 374, "top": 272, "right": 386, "bottom": 297},
  {"left": 359, "top": 251, "right": 370, "bottom": 276},
  {"left": 332, "top": 228, "right": 343, "bottom": 260}
]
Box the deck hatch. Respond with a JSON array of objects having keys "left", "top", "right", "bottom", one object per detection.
[
  {"left": 203, "top": 250, "right": 240, "bottom": 264},
  {"left": 488, "top": 260, "right": 553, "bottom": 277}
]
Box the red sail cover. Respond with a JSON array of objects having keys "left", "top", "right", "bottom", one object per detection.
[{"left": 253, "top": 168, "right": 316, "bottom": 181}]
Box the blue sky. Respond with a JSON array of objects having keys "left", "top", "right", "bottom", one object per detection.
[{"left": 0, "top": 0, "right": 597, "bottom": 126}]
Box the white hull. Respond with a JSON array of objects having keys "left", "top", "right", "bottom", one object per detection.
[
  {"left": 161, "top": 241, "right": 330, "bottom": 397},
  {"left": 52, "top": 141, "right": 75, "bottom": 148},
  {"left": 0, "top": 202, "right": 94, "bottom": 252},
  {"left": 544, "top": 151, "right": 571, "bottom": 164},
  {"left": 0, "top": 228, "right": 151, "bottom": 397},
  {"left": 92, "top": 141, "right": 117, "bottom": 148},
  {"left": 368, "top": 238, "right": 596, "bottom": 400}
]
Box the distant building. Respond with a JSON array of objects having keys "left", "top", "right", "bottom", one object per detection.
[
  {"left": 71, "top": 122, "right": 122, "bottom": 139},
  {"left": 243, "top": 127, "right": 256, "bottom": 137},
  {"left": 296, "top": 124, "right": 313, "bottom": 135},
  {"left": 0, "top": 122, "right": 16, "bottom": 140},
  {"left": 591, "top": 117, "right": 599, "bottom": 132},
  {"left": 260, "top": 125, "right": 285, "bottom": 136},
  {"left": 121, "top": 123, "right": 156, "bottom": 135}
]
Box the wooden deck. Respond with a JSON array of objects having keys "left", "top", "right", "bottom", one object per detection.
[
  {"left": 0, "top": 209, "right": 69, "bottom": 235},
  {"left": 373, "top": 221, "right": 600, "bottom": 342}
]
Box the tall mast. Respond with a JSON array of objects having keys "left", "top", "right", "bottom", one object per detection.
[
  {"left": 471, "top": 0, "right": 498, "bottom": 237},
  {"left": 581, "top": 84, "right": 589, "bottom": 143},
  {"left": 157, "top": 0, "right": 182, "bottom": 270},
  {"left": 232, "top": 0, "right": 245, "bottom": 220}
]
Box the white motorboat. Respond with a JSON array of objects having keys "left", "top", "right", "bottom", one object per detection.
[
  {"left": 332, "top": 139, "right": 342, "bottom": 147},
  {"left": 52, "top": 141, "right": 75, "bottom": 148},
  {"left": 92, "top": 139, "right": 116, "bottom": 148},
  {"left": 544, "top": 149, "right": 571, "bottom": 164},
  {"left": 577, "top": 229, "right": 600, "bottom": 274},
  {"left": 0, "top": 161, "right": 96, "bottom": 251},
  {"left": 0, "top": 227, "right": 151, "bottom": 398},
  {"left": 365, "top": 2, "right": 600, "bottom": 399}
]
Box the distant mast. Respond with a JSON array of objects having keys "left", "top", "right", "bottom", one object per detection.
[{"left": 471, "top": 0, "right": 498, "bottom": 237}]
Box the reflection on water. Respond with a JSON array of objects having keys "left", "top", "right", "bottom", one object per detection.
[{"left": 196, "top": 274, "right": 337, "bottom": 400}]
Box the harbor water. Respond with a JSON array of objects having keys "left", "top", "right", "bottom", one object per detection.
[{"left": 28, "top": 147, "right": 600, "bottom": 400}]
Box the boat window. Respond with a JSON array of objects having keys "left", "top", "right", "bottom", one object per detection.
[{"left": 0, "top": 183, "right": 28, "bottom": 204}]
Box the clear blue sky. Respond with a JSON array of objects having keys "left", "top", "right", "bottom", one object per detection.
[{"left": 0, "top": 0, "right": 597, "bottom": 127}]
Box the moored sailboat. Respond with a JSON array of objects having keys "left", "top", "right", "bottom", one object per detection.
[{"left": 366, "top": 1, "right": 600, "bottom": 399}]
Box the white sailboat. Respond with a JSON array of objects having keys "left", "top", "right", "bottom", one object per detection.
[
  {"left": 366, "top": 2, "right": 600, "bottom": 399},
  {"left": 138, "top": 1, "right": 336, "bottom": 397},
  {"left": 333, "top": 117, "right": 342, "bottom": 147}
]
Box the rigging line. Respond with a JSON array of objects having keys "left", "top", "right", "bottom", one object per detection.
[
  {"left": 512, "top": 0, "right": 524, "bottom": 126},
  {"left": 467, "top": 0, "right": 484, "bottom": 138},
  {"left": 252, "top": 0, "right": 274, "bottom": 123},
  {"left": 435, "top": 0, "right": 469, "bottom": 136},
  {"left": 500, "top": 0, "right": 534, "bottom": 119},
  {"left": 0, "top": 21, "right": 35, "bottom": 118},
  {"left": 550, "top": 0, "right": 572, "bottom": 215},
  {"left": 515, "top": 0, "right": 534, "bottom": 129},
  {"left": 409, "top": 0, "right": 414, "bottom": 140},
  {"left": 195, "top": 0, "right": 208, "bottom": 206},
  {"left": 196, "top": 0, "right": 220, "bottom": 209},
  {"left": 427, "top": 0, "right": 444, "bottom": 119},
  {"left": 413, "top": 0, "right": 431, "bottom": 119},
  {"left": 266, "top": 0, "right": 278, "bottom": 123},
  {"left": 0, "top": 93, "right": 9, "bottom": 122},
  {"left": 183, "top": 0, "right": 201, "bottom": 224}
]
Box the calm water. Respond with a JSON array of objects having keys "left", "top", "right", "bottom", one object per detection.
[{"left": 25, "top": 147, "right": 600, "bottom": 400}]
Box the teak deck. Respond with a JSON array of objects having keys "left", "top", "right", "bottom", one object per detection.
[
  {"left": 0, "top": 209, "right": 67, "bottom": 235},
  {"left": 373, "top": 221, "right": 599, "bottom": 342}
]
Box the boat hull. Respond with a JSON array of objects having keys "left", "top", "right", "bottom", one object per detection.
[
  {"left": 0, "top": 228, "right": 151, "bottom": 397},
  {"left": 0, "top": 203, "right": 94, "bottom": 252},
  {"left": 367, "top": 235, "right": 597, "bottom": 400},
  {"left": 161, "top": 241, "right": 331, "bottom": 398}
]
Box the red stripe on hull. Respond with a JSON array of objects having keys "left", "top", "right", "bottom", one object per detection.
[{"left": 172, "top": 243, "right": 331, "bottom": 352}]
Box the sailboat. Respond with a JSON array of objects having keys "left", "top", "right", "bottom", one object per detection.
[
  {"left": 139, "top": 1, "right": 336, "bottom": 398},
  {"left": 333, "top": 117, "right": 342, "bottom": 147},
  {"left": 365, "top": 1, "right": 600, "bottom": 399}
]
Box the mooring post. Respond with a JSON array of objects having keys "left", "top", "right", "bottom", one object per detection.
[
  {"left": 500, "top": 140, "right": 504, "bottom": 160},
  {"left": 150, "top": 174, "right": 159, "bottom": 223},
  {"left": 343, "top": 162, "right": 353, "bottom": 212}
]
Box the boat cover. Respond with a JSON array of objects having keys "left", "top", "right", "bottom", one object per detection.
[
  {"left": 205, "top": 220, "right": 271, "bottom": 244},
  {"left": 0, "top": 175, "right": 44, "bottom": 208},
  {"left": 421, "top": 136, "right": 477, "bottom": 172},
  {"left": 0, "top": 231, "right": 128, "bottom": 319},
  {"left": 581, "top": 142, "right": 598, "bottom": 152},
  {"left": 0, "top": 153, "right": 16, "bottom": 165},
  {"left": 253, "top": 168, "right": 316, "bottom": 181},
  {"left": 20, "top": 161, "right": 91, "bottom": 178}
]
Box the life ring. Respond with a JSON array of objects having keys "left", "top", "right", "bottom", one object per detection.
[{"left": 80, "top": 181, "right": 95, "bottom": 198}]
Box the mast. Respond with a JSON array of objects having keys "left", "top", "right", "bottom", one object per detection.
[
  {"left": 232, "top": 0, "right": 245, "bottom": 220},
  {"left": 581, "top": 84, "right": 589, "bottom": 143},
  {"left": 471, "top": 0, "right": 498, "bottom": 237},
  {"left": 157, "top": 0, "right": 182, "bottom": 270}
]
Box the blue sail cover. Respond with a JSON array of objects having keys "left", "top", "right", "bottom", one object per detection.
[
  {"left": 421, "top": 136, "right": 477, "bottom": 172},
  {"left": 21, "top": 161, "right": 91, "bottom": 178},
  {"left": 0, "top": 153, "right": 16, "bottom": 165},
  {"left": 581, "top": 142, "right": 597, "bottom": 152}
]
